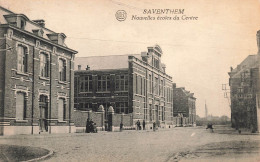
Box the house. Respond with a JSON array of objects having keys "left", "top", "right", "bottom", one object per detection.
[
  {"left": 173, "top": 85, "right": 196, "bottom": 126},
  {"left": 0, "top": 6, "right": 77, "bottom": 135}
]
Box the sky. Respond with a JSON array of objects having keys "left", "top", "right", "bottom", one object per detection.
[{"left": 1, "top": 0, "right": 260, "bottom": 117}]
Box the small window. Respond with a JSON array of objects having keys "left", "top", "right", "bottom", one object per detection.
[
  {"left": 97, "top": 75, "right": 110, "bottom": 91},
  {"left": 59, "top": 59, "right": 66, "bottom": 81},
  {"left": 16, "top": 92, "right": 26, "bottom": 120},
  {"left": 40, "top": 53, "right": 49, "bottom": 77},
  {"left": 17, "top": 45, "right": 28, "bottom": 73},
  {"left": 21, "top": 20, "right": 25, "bottom": 29}
]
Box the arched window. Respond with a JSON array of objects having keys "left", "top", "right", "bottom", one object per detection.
[{"left": 40, "top": 53, "right": 49, "bottom": 77}]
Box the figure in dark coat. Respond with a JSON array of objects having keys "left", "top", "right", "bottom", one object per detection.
[
  {"left": 136, "top": 120, "right": 141, "bottom": 130},
  {"left": 142, "top": 120, "right": 146, "bottom": 130},
  {"left": 89, "top": 119, "right": 94, "bottom": 132},
  {"left": 153, "top": 122, "right": 156, "bottom": 131},
  {"left": 86, "top": 118, "right": 90, "bottom": 133},
  {"left": 120, "top": 122, "right": 123, "bottom": 132}
]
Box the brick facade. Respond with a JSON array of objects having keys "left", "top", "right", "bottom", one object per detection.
[
  {"left": 228, "top": 55, "right": 258, "bottom": 132},
  {"left": 173, "top": 85, "right": 196, "bottom": 126},
  {"left": 0, "top": 7, "right": 77, "bottom": 135},
  {"left": 74, "top": 45, "right": 174, "bottom": 129}
]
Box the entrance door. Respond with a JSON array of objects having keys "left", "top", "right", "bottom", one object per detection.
[
  {"left": 155, "top": 105, "right": 159, "bottom": 123},
  {"left": 39, "top": 95, "right": 48, "bottom": 132},
  {"left": 108, "top": 114, "right": 113, "bottom": 131}
]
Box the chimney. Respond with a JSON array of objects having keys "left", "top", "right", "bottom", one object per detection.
[
  {"left": 86, "top": 65, "right": 90, "bottom": 70},
  {"left": 47, "top": 33, "right": 66, "bottom": 46},
  {"left": 33, "top": 19, "right": 45, "bottom": 28},
  {"left": 141, "top": 51, "right": 148, "bottom": 62},
  {"left": 161, "top": 63, "right": 166, "bottom": 72},
  {"left": 257, "top": 30, "right": 260, "bottom": 55},
  {"left": 78, "top": 65, "right": 81, "bottom": 70},
  {"left": 32, "top": 29, "right": 44, "bottom": 37}
]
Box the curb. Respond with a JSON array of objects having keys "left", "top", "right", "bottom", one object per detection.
[{"left": 22, "top": 149, "right": 54, "bottom": 162}]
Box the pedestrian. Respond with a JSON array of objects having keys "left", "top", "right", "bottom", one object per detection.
[
  {"left": 120, "top": 122, "right": 123, "bottom": 132},
  {"left": 153, "top": 122, "right": 156, "bottom": 131},
  {"left": 89, "top": 119, "right": 94, "bottom": 132},
  {"left": 142, "top": 120, "right": 146, "bottom": 130},
  {"left": 206, "top": 123, "right": 214, "bottom": 133},
  {"left": 93, "top": 123, "right": 97, "bottom": 133},
  {"left": 86, "top": 118, "right": 90, "bottom": 133},
  {"left": 136, "top": 120, "right": 140, "bottom": 130}
]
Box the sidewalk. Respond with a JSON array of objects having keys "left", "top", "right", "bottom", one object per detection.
[{"left": 212, "top": 125, "right": 260, "bottom": 135}]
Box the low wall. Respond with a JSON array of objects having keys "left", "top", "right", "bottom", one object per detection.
[
  {"left": 113, "top": 114, "right": 132, "bottom": 127},
  {"left": 73, "top": 110, "right": 133, "bottom": 131},
  {"left": 73, "top": 110, "right": 104, "bottom": 127}
]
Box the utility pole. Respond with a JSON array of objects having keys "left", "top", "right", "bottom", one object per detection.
[
  {"left": 205, "top": 100, "right": 208, "bottom": 120},
  {"left": 222, "top": 84, "right": 231, "bottom": 108}
]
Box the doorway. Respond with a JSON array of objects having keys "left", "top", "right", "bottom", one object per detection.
[{"left": 39, "top": 95, "right": 48, "bottom": 132}]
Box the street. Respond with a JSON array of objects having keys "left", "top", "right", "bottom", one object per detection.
[{"left": 0, "top": 126, "right": 259, "bottom": 162}]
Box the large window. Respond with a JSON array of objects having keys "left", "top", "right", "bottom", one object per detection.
[
  {"left": 148, "top": 75, "right": 151, "bottom": 93},
  {"left": 155, "top": 77, "right": 159, "bottom": 95},
  {"left": 140, "top": 77, "right": 143, "bottom": 95},
  {"left": 144, "top": 105, "right": 148, "bottom": 120},
  {"left": 135, "top": 74, "right": 138, "bottom": 94},
  {"left": 115, "top": 102, "right": 128, "bottom": 114},
  {"left": 154, "top": 58, "right": 159, "bottom": 69},
  {"left": 16, "top": 92, "right": 26, "bottom": 120},
  {"left": 80, "top": 76, "right": 93, "bottom": 92},
  {"left": 17, "top": 45, "right": 28, "bottom": 73},
  {"left": 115, "top": 75, "right": 128, "bottom": 91},
  {"left": 162, "top": 106, "right": 165, "bottom": 121},
  {"left": 158, "top": 106, "right": 161, "bottom": 120},
  {"left": 160, "top": 80, "right": 163, "bottom": 96},
  {"left": 58, "top": 98, "right": 66, "bottom": 121},
  {"left": 40, "top": 53, "right": 49, "bottom": 77},
  {"left": 59, "top": 59, "right": 66, "bottom": 81},
  {"left": 149, "top": 104, "right": 152, "bottom": 121},
  {"left": 97, "top": 75, "right": 110, "bottom": 91}
]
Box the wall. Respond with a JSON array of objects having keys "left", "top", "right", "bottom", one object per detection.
[{"left": 73, "top": 110, "right": 133, "bottom": 130}]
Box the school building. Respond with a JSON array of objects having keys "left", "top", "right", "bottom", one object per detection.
[
  {"left": 0, "top": 6, "right": 77, "bottom": 135},
  {"left": 74, "top": 45, "right": 174, "bottom": 129}
]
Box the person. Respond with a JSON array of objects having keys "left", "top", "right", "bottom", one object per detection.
[
  {"left": 93, "top": 123, "right": 97, "bottom": 133},
  {"left": 206, "top": 123, "right": 214, "bottom": 133},
  {"left": 136, "top": 120, "right": 141, "bottom": 130},
  {"left": 142, "top": 120, "right": 146, "bottom": 130},
  {"left": 89, "top": 119, "right": 94, "bottom": 132},
  {"left": 120, "top": 122, "right": 123, "bottom": 132},
  {"left": 86, "top": 118, "right": 90, "bottom": 133},
  {"left": 153, "top": 122, "right": 156, "bottom": 131}
]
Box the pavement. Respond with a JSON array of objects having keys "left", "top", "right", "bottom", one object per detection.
[{"left": 0, "top": 125, "right": 259, "bottom": 162}]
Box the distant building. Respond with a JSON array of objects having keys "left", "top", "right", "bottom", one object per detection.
[
  {"left": 0, "top": 6, "right": 77, "bottom": 135},
  {"left": 228, "top": 54, "right": 258, "bottom": 131},
  {"left": 173, "top": 85, "right": 196, "bottom": 126},
  {"left": 74, "top": 45, "right": 174, "bottom": 129}
]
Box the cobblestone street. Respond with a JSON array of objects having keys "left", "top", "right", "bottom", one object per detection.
[{"left": 0, "top": 126, "right": 259, "bottom": 162}]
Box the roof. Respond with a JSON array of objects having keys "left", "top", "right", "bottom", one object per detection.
[
  {"left": 74, "top": 54, "right": 140, "bottom": 70},
  {"left": 230, "top": 55, "right": 258, "bottom": 78},
  {"left": 0, "top": 6, "right": 77, "bottom": 53},
  {"left": 175, "top": 87, "right": 196, "bottom": 99}
]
